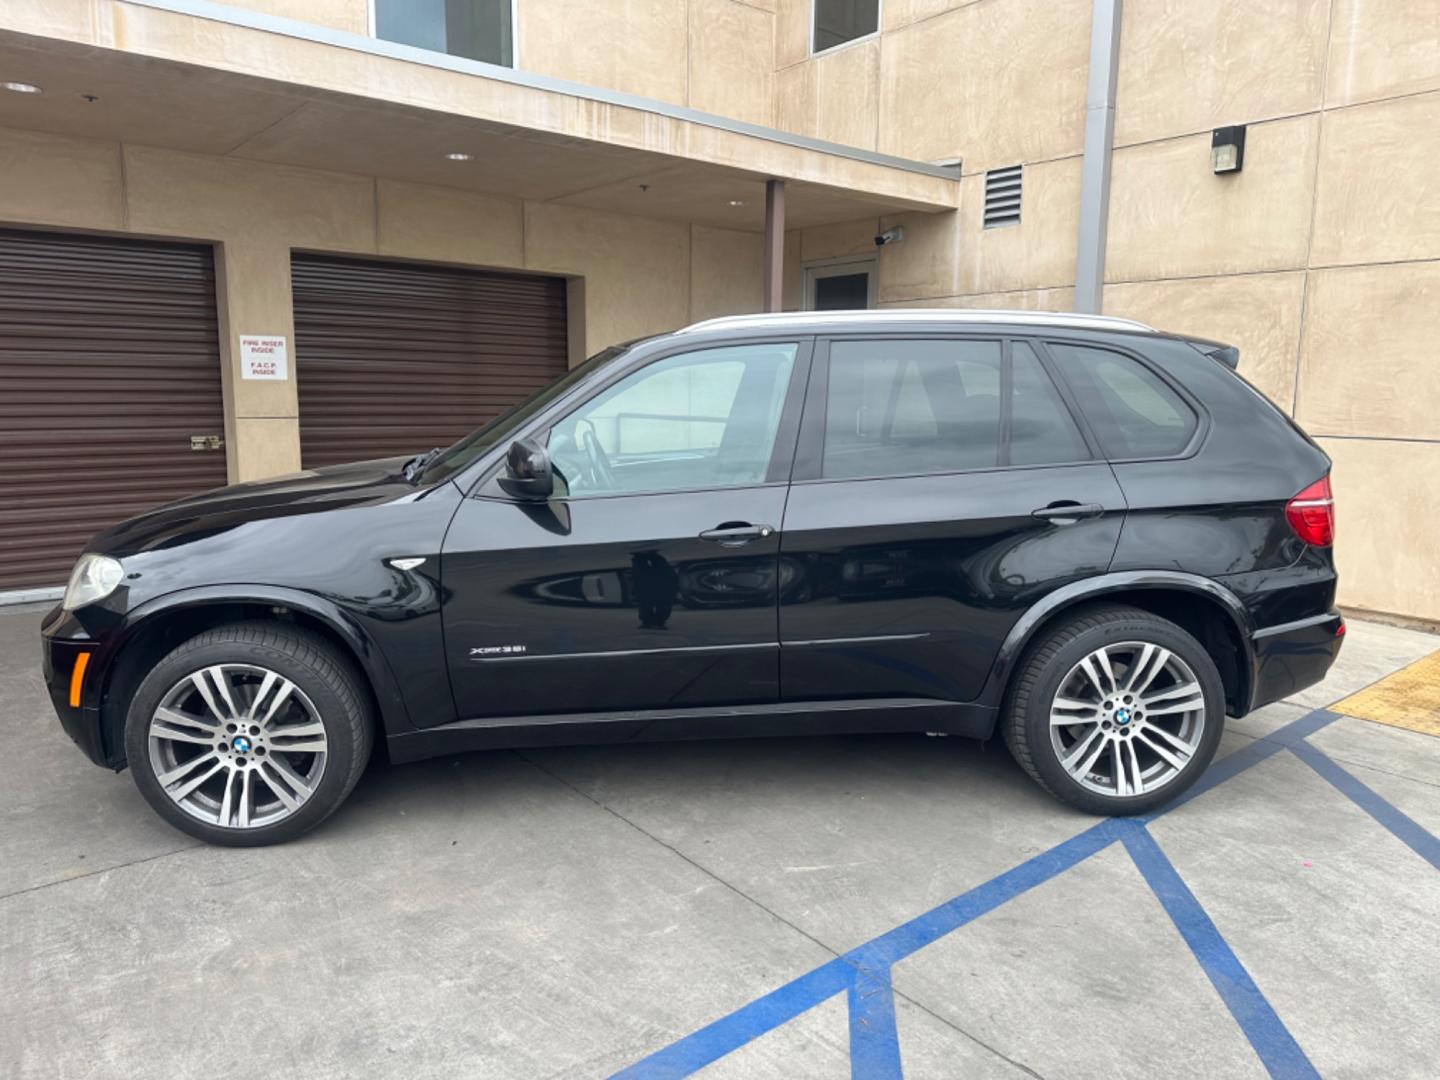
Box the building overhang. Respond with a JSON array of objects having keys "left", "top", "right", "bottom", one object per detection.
[{"left": 0, "top": 0, "right": 960, "bottom": 232}]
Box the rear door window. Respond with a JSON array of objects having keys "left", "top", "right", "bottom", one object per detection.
[
  {"left": 820, "top": 338, "right": 1090, "bottom": 479},
  {"left": 1046, "top": 342, "right": 1197, "bottom": 459}
]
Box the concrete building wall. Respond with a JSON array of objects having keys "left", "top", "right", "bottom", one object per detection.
[
  {"left": 222, "top": 0, "right": 780, "bottom": 126},
  {"left": 0, "top": 123, "right": 765, "bottom": 485},
  {"left": 769, "top": 0, "right": 1440, "bottom": 622}
]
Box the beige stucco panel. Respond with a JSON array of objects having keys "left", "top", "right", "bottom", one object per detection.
[
  {"left": 1325, "top": 0, "right": 1440, "bottom": 106},
  {"left": 524, "top": 201, "right": 690, "bottom": 354},
  {"left": 1104, "top": 273, "right": 1306, "bottom": 414},
  {"left": 1114, "top": 0, "right": 1327, "bottom": 147},
  {"left": 232, "top": 417, "right": 303, "bottom": 484},
  {"left": 773, "top": 61, "right": 816, "bottom": 135},
  {"left": 774, "top": 41, "right": 881, "bottom": 149},
  {"left": 688, "top": 0, "right": 775, "bottom": 128},
  {"left": 958, "top": 156, "right": 1081, "bottom": 295},
  {"left": 123, "top": 145, "right": 377, "bottom": 251},
  {"left": 878, "top": 0, "right": 1089, "bottom": 172},
  {"left": 1310, "top": 93, "right": 1440, "bottom": 268},
  {"left": 0, "top": 0, "right": 100, "bottom": 42},
  {"left": 879, "top": 287, "right": 1078, "bottom": 312},
  {"left": 517, "top": 0, "right": 688, "bottom": 105},
  {"left": 883, "top": 0, "right": 968, "bottom": 32},
  {"left": 1107, "top": 115, "right": 1319, "bottom": 283},
  {"left": 877, "top": 210, "right": 962, "bottom": 303},
  {"left": 815, "top": 39, "right": 880, "bottom": 150},
  {"left": 782, "top": 229, "right": 803, "bottom": 309},
  {"left": 689, "top": 225, "right": 764, "bottom": 322},
  {"left": 1319, "top": 437, "right": 1440, "bottom": 620},
  {"left": 1297, "top": 262, "right": 1440, "bottom": 441},
  {"left": 0, "top": 126, "right": 123, "bottom": 231},
  {"left": 221, "top": 0, "right": 369, "bottom": 35},
  {"left": 801, "top": 217, "right": 882, "bottom": 262},
  {"left": 377, "top": 180, "right": 525, "bottom": 267},
  {"left": 774, "top": 0, "right": 811, "bottom": 69}
]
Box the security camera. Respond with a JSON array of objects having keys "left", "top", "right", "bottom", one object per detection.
[{"left": 874, "top": 226, "right": 906, "bottom": 247}]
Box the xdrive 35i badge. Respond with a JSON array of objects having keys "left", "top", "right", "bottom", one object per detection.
[{"left": 470, "top": 645, "right": 527, "bottom": 658}]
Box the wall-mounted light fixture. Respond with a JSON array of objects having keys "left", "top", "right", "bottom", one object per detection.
[{"left": 1211, "top": 125, "right": 1246, "bottom": 174}]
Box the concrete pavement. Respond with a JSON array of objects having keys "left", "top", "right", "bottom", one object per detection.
[{"left": 2, "top": 603, "right": 1437, "bottom": 1078}]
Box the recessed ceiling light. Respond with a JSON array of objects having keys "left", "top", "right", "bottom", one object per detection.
[
  {"left": 728, "top": 200, "right": 746, "bottom": 207},
  {"left": 445, "top": 152, "right": 472, "bottom": 161},
  {"left": 2, "top": 82, "right": 41, "bottom": 94}
]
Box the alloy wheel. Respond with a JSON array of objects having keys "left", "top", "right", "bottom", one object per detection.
[
  {"left": 147, "top": 664, "right": 328, "bottom": 829},
  {"left": 1048, "top": 641, "right": 1206, "bottom": 798}
]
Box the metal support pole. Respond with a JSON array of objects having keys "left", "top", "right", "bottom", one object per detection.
[
  {"left": 1075, "top": 0, "right": 1121, "bottom": 314},
  {"left": 763, "top": 179, "right": 785, "bottom": 313}
]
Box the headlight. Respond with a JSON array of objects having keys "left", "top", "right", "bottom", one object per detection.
[{"left": 62, "top": 554, "right": 124, "bottom": 611}]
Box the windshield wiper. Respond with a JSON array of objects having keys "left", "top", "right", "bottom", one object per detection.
[{"left": 402, "top": 447, "right": 443, "bottom": 483}]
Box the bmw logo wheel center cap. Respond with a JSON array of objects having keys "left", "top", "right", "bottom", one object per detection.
[
  {"left": 217, "top": 723, "right": 269, "bottom": 765},
  {"left": 1102, "top": 698, "right": 1143, "bottom": 735}
]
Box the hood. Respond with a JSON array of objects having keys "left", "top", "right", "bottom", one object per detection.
[{"left": 89, "top": 456, "right": 422, "bottom": 558}]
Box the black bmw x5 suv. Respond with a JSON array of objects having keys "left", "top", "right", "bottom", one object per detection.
[{"left": 43, "top": 310, "right": 1343, "bottom": 845}]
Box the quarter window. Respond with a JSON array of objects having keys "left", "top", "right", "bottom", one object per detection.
[
  {"left": 547, "top": 344, "right": 797, "bottom": 497},
  {"left": 375, "top": 0, "right": 514, "bottom": 67},
  {"left": 812, "top": 0, "right": 880, "bottom": 53},
  {"left": 1047, "top": 343, "right": 1197, "bottom": 459}
]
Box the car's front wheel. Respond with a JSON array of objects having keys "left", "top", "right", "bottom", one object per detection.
[
  {"left": 124, "top": 622, "right": 373, "bottom": 846},
  {"left": 1002, "top": 605, "right": 1225, "bottom": 815}
]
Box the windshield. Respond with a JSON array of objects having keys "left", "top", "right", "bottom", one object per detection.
[{"left": 417, "top": 342, "right": 638, "bottom": 485}]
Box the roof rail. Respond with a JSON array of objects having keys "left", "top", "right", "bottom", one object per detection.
[{"left": 676, "top": 308, "right": 1157, "bottom": 335}]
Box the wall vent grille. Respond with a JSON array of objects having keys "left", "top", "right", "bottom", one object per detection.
[{"left": 984, "top": 165, "right": 1023, "bottom": 228}]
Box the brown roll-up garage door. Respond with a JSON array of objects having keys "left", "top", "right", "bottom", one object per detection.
[
  {"left": 291, "top": 254, "right": 569, "bottom": 469},
  {"left": 0, "top": 229, "right": 227, "bottom": 592}
]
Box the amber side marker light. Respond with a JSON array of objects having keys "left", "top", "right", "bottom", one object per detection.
[{"left": 69, "top": 652, "right": 92, "bottom": 708}]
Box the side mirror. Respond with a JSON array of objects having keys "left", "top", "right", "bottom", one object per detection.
[{"left": 498, "top": 438, "right": 554, "bottom": 500}]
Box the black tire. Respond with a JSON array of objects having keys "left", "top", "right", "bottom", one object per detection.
[
  {"left": 1002, "top": 604, "right": 1225, "bottom": 816},
  {"left": 124, "top": 622, "right": 373, "bottom": 846}
]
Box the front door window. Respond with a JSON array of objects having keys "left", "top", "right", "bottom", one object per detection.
[{"left": 546, "top": 343, "right": 797, "bottom": 497}]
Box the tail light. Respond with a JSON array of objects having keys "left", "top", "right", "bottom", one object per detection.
[{"left": 1286, "top": 475, "right": 1335, "bottom": 547}]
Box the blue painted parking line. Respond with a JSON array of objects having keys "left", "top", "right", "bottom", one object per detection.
[
  {"left": 1289, "top": 741, "right": 1440, "bottom": 870},
  {"left": 847, "top": 965, "right": 903, "bottom": 1080},
  {"left": 1122, "top": 827, "right": 1320, "bottom": 1080},
  {"left": 615, "top": 708, "right": 1439, "bottom": 1078}
]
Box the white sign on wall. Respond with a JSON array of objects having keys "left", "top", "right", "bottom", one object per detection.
[{"left": 239, "top": 335, "right": 289, "bottom": 380}]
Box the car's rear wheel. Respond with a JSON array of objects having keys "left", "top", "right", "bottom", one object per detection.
[
  {"left": 1002, "top": 605, "right": 1225, "bottom": 815},
  {"left": 124, "top": 622, "right": 372, "bottom": 846}
]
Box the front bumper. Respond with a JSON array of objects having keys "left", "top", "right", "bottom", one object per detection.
[
  {"left": 41, "top": 605, "right": 112, "bottom": 767},
  {"left": 1249, "top": 609, "right": 1345, "bottom": 712}
]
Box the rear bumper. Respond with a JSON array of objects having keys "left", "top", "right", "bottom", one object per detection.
[
  {"left": 1248, "top": 609, "right": 1345, "bottom": 712},
  {"left": 41, "top": 605, "right": 112, "bottom": 768}
]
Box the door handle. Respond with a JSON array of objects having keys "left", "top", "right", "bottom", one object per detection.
[
  {"left": 699, "top": 522, "right": 775, "bottom": 547},
  {"left": 1032, "top": 501, "right": 1105, "bottom": 525}
]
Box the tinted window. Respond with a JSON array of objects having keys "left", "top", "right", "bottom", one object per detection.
[
  {"left": 824, "top": 340, "right": 1003, "bottom": 478},
  {"left": 1048, "top": 343, "right": 1197, "bottom": 458},
  {"left": 547, "top": 344, "right": 796, "bottom": 496},
  {"left": 376, "top": 0, "right": 513, "bottom": 67},
  {"left": 1009, "top": 342, "right": 1090, "bottom": 466},
  {"left": 813, "top": 0, "right": 879, "bottom": 51}
]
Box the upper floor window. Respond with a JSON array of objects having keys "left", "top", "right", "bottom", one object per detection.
[
  {"left": 812, "top": 0, "right": 880, "bottom": 54},
  {"left": 375, "top": 0, "right": 514, "bottom": 67}
]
